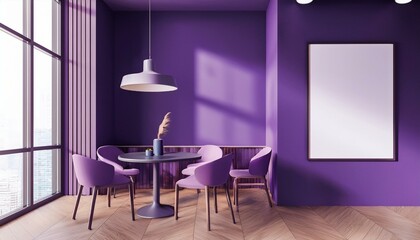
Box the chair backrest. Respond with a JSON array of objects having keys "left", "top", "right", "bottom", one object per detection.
[
  {"left": 97, "top": 145, "right": 125, "bottom": 171},
  {"left": 195, "top": 153, "right": 234, "bottom": 187},
  {"left": 249, "top": 147, "right": 272, "bottom": 176},
  {"left": 72, "top": 154, "right": 114, "bottom": 187},
  {"left": 197, "top": 145, "right": 223, "bottom": 163}
]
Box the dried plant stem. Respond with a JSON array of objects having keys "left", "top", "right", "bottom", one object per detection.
[{"left": 157, "top": 112, "right": 171, "bottom": 139}]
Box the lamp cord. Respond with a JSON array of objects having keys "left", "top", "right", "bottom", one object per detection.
[{"left": 149, "top": 0, "right": 151, "bottom": 59}]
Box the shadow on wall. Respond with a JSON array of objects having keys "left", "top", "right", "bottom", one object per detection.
[
  {"left": 279, "top": 164, "right": 345, "bottom": 206},
  {"left": 194, "top": 48, "right": 265, "bottom": 145}
]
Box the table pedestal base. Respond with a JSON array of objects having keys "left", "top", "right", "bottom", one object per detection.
[{"left": 137, "top": 203, "right": 174, "bottom": 218}]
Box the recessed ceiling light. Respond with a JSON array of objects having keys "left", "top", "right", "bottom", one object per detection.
[
  {"left": 297, "top": 0, "right": 314, "bottom": 4},
  {"left": 395, "top": 0, "right": 412, "bottom": 4}
]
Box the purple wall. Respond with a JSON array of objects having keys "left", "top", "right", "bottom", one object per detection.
[
  {"left": 266, "top": 0, "right": 279, "bottom": 203},
  {"left": 113, "top": 12, "right": 266, "bottom": 146},
  {"left": 96, "top": 0, "right": 115, "bottom": 147},
  {"left": 276, "top": 0, "right": 420, "bottom": 205},
  {"left": 82, "top": 0, "right": 420, "bottom": 205}
]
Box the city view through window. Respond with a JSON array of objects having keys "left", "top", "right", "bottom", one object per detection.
[{"left": 0, "top": 0, "right": 61, "bottom": 219}]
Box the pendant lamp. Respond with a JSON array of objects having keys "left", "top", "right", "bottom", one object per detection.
[
  {"left": 120, "top": 0, "right": 177, "bottom": 92},
  {"left": 395, "top": 0, "right": 411, "bottom": 3},
  {"left": 296, "top": 0, "right": 313, "bottom": 4}
]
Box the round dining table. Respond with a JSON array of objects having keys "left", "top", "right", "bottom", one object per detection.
[{"left": 118, "top": 152, "right": 201, "bottom": 218}]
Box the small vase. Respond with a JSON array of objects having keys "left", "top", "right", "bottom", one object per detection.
[
  {"left": 153, "top": 139, "right": 163, "bottom": 156},
  {"left": 145, "top": 149, "right": 153, "bottom": 156}
]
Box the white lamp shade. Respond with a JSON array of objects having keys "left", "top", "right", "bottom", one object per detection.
[
  {"left": 296, "top": 0, "right": 313, "bottom": 4},
  {"left": 121, "top": 59, "right": 177, "bottom": 92},
  {"left": 395, "top": 0, "right": 411, "bottom": 4}
]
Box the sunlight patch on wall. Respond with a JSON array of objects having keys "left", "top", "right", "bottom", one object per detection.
[
  {"left": 196, "top": 49, "right": 258, "bottom": 115},
  {"left": 194, "top": 48, "right": 264, "bottom": 145}
]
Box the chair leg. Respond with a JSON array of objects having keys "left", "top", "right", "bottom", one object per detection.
[
  {"left": 214, "top": 186, "right": 218, "bottom": 213},
  {"left": 128, "top": 183, "right": 135, "bottom": 221},
  {"left": 263, "top": 178, "right": 273, "bottom": 208},
  {"left": 88, "top": 187, "right": 98, "bottom": 230},
  {"left": 233, "top": 179, "right": 236, "bottom": 205},
  {"left": 234, "top": 178, "right": 239, "bottom": 212},
  {"left": 175, "top": 184, "right": 179, "bottom": 220},
  {"left": 113, "top": 187, "right": 116, "bottom": 198},
  {"left": 225, "top": 184, "right": 236, "bottom": 224},
  {"left": 130, "top": 176, "right": 136, "bottom": 198},
  {"left": 205, "top": 186, "right": 211, "bottom": 231},
  {"left": 72, "top": 185, "right": 83, "bottom": 220},
  {"left": 107, "top": 187, "right": 111, "bottom": 207}
]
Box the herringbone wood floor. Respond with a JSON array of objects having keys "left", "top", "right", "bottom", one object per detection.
[{"left": 1, "top": 189, "right": 420, "bottom": 240}]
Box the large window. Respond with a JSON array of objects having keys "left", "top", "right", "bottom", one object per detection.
[{"left": 0, "top": 0, "right": 61, "bottom": 220}]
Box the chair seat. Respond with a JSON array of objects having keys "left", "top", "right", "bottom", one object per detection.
[
  {"left": 229, "top": 169, "right": 255, "bottom": 178},
  {"left": 116, "top": 168, "right": 139, "bottom": 176},
  {"left": 187, "top": 162, "right": 204, "bottom": 168},
  {"left": 181, "top": 167, "right": 194, "bottom": 176},
  {"left": 181, "top": 162, "right": 206, "bottom": 175},
  {"left": 176, "top": 175, "right": 205, "bottom": 189}
]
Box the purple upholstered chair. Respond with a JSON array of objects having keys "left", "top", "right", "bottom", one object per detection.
[
  {"left": 97, "top": 145, "right": 139, "bottom": 198},
  {"left": 181, "top": 145, "right": 223, "bottom": 176},
  {"left": 72, "top": 154, "right": 135, "bottom": 230},
  {"left": 181, "top": 145, "right": 223, "bottom": 211},
  {"left": 175, "top": 153, "right": 235, "bottom": 231},
  {"left": 229, "top": 147, "right": 272, "bottom": 212}
]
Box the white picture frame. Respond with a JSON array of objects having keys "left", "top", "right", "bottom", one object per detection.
[{"left": 308, "top": 44, "right": 395, "bottom": 160}]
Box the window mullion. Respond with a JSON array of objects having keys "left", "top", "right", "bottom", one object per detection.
[
  {"left": 28, "top": 0, "right": 34, "bottom": 207},
  {"left": 52, "top": 150, "right": 58, "bottom": 194},
  {"left": 22, "top": 35, "right": 30, "bottom": 151},
  {"left": 23, "top": 152, "right": 31, "bottom": 207},
  {"left": 33, "top": 42, "right": 61, "bottom": 59}
]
